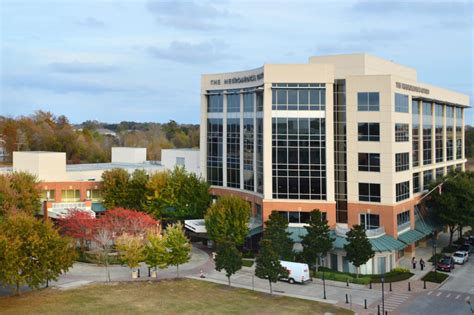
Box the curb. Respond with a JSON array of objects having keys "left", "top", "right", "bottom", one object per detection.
[{"left": 186, "top": 276, "right": 339, "bottom": 305}]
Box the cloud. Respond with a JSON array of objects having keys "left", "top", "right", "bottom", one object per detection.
[
  {"left": 2, "top": 74, "right": 126, "bottom": 95},
  {"left": 76, "top": 17, "right": 105, "bottom": 28},
  {"left": 49, "top": 61, "right": 119, "bottom": 73},
  {"left": 147, "top": 40, "right": 233, "bottom": 64},
  {"left": 146, "top": 0, "right": 232, "bottom": 30}
]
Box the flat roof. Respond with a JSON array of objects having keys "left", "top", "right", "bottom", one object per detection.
[{"left": 66, "top": 162, "right": 163, "bottom": 172}]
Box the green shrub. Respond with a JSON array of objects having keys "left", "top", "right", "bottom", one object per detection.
[
  {"left": 422, "top": 271, "right": 449, "bottom": 283},
  {"left": 242, "top": 259, "right": 254, "bottom": 267},
  {"left": 428, "top": 253, "right": 444, "bottom": 263},
  {"left": 242, "top": 251, "right": 255, "bottom": 259},
  {"left": 77, "top": 250, "right": 122, "bottom": 265},
  {"left": 311, "top": 267, "right": 412, "bottom": 284},
  {"left": 391, "top": 267, "right": 410, "bottom": 273},
  {"left": 442, "top": 245, "right": 457, "bottom": 253}
]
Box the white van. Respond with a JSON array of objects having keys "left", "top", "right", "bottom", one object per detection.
[{"left": 279, "top": 261, "right": 311, "bottom": 284}]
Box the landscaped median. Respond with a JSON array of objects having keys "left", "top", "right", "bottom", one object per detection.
[
  {"left": 311, "top": 267, "right": 413, "bottom": 285},
  {"left": 0, "top": 279, "right": 353, "bottom": 315},
  {"left": 421, "top": 271, "right": 449, "bottom": 284}
]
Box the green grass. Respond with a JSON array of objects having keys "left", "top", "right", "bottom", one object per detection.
[
  {"left": 311, "top": 267, "right": 413, "bottom": 285},
  {"left": 428, "top": 253, "right": 444, "bottom": 263},
  {"left": 422, "top": 271, "right": 449, "bottom": 283},
  {"left": 242, "top": 259, "right": 254, "bottom": 267},
  {"left": 0, "top": 279, "right": 352, "bottom": 315}
]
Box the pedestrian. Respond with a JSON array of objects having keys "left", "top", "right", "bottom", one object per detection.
[
  {"left": 420, "top": 258, "right": 425, "bottom": 271},
  {"left": 412, "top": 257, "right": 417, "bottom": 269}
]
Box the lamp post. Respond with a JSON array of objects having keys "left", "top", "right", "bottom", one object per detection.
[
  {"left": 320, "top": 255, "right": 327, "bottom": 300},
  {"left": 432, "top": 230, "right": 438, "bottom": 281},
  {"left": 381, "top": 272, "right": 385, "bottom": 315}
]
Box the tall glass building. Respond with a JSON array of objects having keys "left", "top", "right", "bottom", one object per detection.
[{"left": 200, "top": 54, "right": 469, "bottom": 274}]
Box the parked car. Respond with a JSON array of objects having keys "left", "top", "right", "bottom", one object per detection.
[
  {"left": 437, "top": 256, "right": 455, "bottom": 272},
  {"left": 469, "top": 235, "right": 474, "bottom": 246},
  {"left": 279, "top": 261, "right": 311, "bottom": 284},
  {"left": 452, "top": 251, "right": 469, "bottom": 264},
  {"left": 458, "top": 244, "right": 472, "bottom": 255}
]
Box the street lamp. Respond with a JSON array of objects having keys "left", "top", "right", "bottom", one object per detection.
[
  {"left": 432, "top": 230, "right": 438, "bottom": 281},
  {"left": 381, "top": 272, "right": 385, "bottom": 315},
  {"left": 320, "top": 254, "right": 327, "bottom": 300}
]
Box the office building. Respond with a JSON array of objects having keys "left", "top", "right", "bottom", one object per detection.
[{"left": 200, "top": 53, "right": 469, "bottom": 274}]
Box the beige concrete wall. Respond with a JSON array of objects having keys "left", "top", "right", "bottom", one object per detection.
[
  {"left": 13, "top": 151, "right": 67, "bottom": 181},
  {"left": 162, "top": 149, "right": 201, "bottom": 176},
  {"left": 111, "top": 147, "right": 147, "bottom": 164}
]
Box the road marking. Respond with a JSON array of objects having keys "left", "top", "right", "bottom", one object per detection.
[
  {"left": 455, "top": 295, "right": 461, "bottom": 299},
  {"left": 436, "top": 292, "right": 442, "bottom": 297},
  {"left": 446, "top": 293, "right": 451, "bottom": 298},
  {"left": 427, "top": 291, "right": 433, "bottom": 295}
]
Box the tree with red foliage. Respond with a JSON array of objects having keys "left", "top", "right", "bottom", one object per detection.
[
  {"left": 58, "top": 209, "right": 96, "bottom": 250},
  {"left": 99, "top": 208, "right": 159, "bottom": 238}
]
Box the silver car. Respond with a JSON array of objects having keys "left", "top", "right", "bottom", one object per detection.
[{"left": 453, "top": 251, "right": 469, "bottom": 264}]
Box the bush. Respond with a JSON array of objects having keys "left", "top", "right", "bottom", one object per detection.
[
  {"left": 428, "top": 253, "right": 444, "bottom": 263},
  {"left": 391, "top": 267, "right": 410, "bottom": 273},
  {"left": 242, "top": 250, "right": 255, "bottom": 259},
  {"left": 77, "top": 250, "right": 122, "bottom": 265},
  {"left": 454, "top": 238, "right": 467, "bottom": 245},
  {"left": 442, "top": 245, "right": 457, "bottom": 253},
  {"left": 311, "top": 267, "right": 413, "bottom": 284},
  {"left": 422, "top": 271, "right": 449, "bottom": 283}
]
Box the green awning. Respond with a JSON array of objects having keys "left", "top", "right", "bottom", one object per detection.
[
  {"left": 398, "top": 229, "right": 425, "bottom": 245},
  {"left": 248, "top": 225, "right": 263, "bottom": 237},
  {"left": 91, "top": 202, "right": 106, "bottom": 213},
  {"left": 415, "top": 219, "right": 435, "bottom": 236},
  {"left": 369, "top": 235, "right": 407, "bottom": 252},
  {"left": 287, "top": 226, "right": 307, "bottom": 242}
]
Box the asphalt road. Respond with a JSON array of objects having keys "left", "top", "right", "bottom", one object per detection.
[{"left": 398, "top": 257, "right": 474, "bottom": 315}]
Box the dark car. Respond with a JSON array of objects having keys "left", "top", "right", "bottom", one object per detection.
[
  {"left": 469, "top": 236, "right": 474, "bottom": 246},
  {"left": 459, "top": 244, "right": 472, "bottom": 255},
  {"left": 437, "top": 256, "right": 455, "bottom": 272}
]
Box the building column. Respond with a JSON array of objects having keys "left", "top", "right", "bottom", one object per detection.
[
  {"left": 442, "top": 104, "right": 447, "bottom": 165},
  {"left": 239, "top": 91, "right": 244, "bottom": 190},
  {"left": 223, "top": 93, "right": 228, "bottom": 187},
  {"left": 431, "top": 102, "right": 435, "bottom": 165}
]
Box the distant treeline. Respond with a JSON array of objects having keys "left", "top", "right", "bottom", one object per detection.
[{"left": 0, "top": 111, "right": 199, "bottom": 163}]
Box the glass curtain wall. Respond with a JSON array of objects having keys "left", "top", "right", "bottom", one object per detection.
[
  {"left": 435, "top": 104, "right": 443, "bottom": 163},
  {"left": 412, "top": 100, "right": 420, "bottom": 167},
  {"left": 446, "top": 106, "right": 454, "bottom": 161},
  {"left": 456, "top": 108, "right": 462, "bottom": 159},
  {"left": 334, "top": 80, "right": 348, "bottom": 223},
  {"left": 422, "top": 102, "right": 432, "bottom": 165}
]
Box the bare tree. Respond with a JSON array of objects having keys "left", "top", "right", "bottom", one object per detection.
[{"left": 93, "top": 226, "right": 113, "bottom": 282}]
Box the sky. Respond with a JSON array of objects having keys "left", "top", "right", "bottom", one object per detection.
[{"left": 1, "top": 0, "right": 473, "bottom": 125}]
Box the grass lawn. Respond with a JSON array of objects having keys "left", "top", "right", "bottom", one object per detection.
[
  {"left": 0, "top": 279, "right": 352, "bottom": 315},
  {"left": 422, "top": 271, "right": 449, "bottom": 283},
  {"left": 242, "top": 259, "right": 254, "bottom": 267}
]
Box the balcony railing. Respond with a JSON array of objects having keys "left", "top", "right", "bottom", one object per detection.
[
  {"left": 335, "top": 223, "right": 385, "bottom": 238},
  {"left": 51, "top": 202, "right": 87, "bottom": 210},
  {"left": 397, "top": 221, "right": 411, "bottom": 233}
]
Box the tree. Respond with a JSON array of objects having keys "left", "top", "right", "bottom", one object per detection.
[
  {"left": 144, "top": 228, "right": 169, "bottom": 276},
  {"left": 214, "top": 241, "right": 242, "bottom": 287},
  {"left": 263, "top": 211, "right": 294, "bottom": 261},
  {"left": 127, "top": 169, "right": 148, "bottom": 211},
  {"left": 204, "top": 196, "right": 250, "bottom": 246},
  {"left": 92, "top": 221, "right": 114, "bottom": 282},
  {"left": 301, "top": 210, "right": 334, "bottom": 272},
  {"left": 428, "top": 171, "right": 474, "bottom": 245},
  {"left": 0, "top": 172, "right": 41, "bottom": 217},
  {"left": 57, "top": 209, "right": 96, "bottom": 250},
  {"left": 255, "top": 239, "right": 289, "bottom": 295},
  {"left": 146, "top": 167, "right": 211, "bottom": 220},
  {"left": 163, "top": 223, "right": 191, "bottom": 278},
  {"left": 344, "top": 225, "right": 374, "bottom": 278},
  {"left": 115, "top": 233, "right": 145, "bottom": 274},
  {"left": 101, "top": 168, "right": 130, "bottom": 209},
  {"left": 0, "top": 214, "right": 76, "bottom": 295},
  {"left": 100, "top": 208, "right": 158, "bottom": 237}
]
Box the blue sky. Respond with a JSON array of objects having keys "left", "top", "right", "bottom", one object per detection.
[{"left": 1, "top": 0, "right": 473, "bottom": 124}]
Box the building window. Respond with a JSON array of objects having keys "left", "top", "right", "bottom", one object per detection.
[
  {"left": 358, "top": 153, "right": 380, "bottom": 172},
  {"left": 395, "top": 152, "right": 410, "bottom": 172},
  {"left": 358, "top": 92, "right": 379, "bottom": 111},
  {"left": 227, "top": 118, "right": 240, "bottom": 188},
  {"left": 61, "top": 189, "right": 80, "bottom": 202},
  {"left": 435, "top": 167, "right": 444, "bottom": 179},
  {"left": 446, "top": 106, "right": 454, "bottom": 161},
  {"left": 41, "top": 189, "right": 55, "bottom": 201},
  {"left": 207, "top": 92, "right": 223, "bottom": 112},
  {"left": 360, "top": 213, "right": 380, "bottom": 230},
  {"left": 276, "top": 210, "right": 326, "bottom": 224},
  {"left": 358, "top": 123, "right": 380, "bottom": 141},
  {"left": 243, "top": 118, "right": 254, "bottom": 191},
  {"left": 272, "top": 117, "right": 326, "bottom": 200},
  {"left": 395, "top": 93, "right": 409, "bottom": 113},
  {"left": 435, "top": 104, "right": 443, "bottom": 163},
  {"left": 272, "top": 83, "right": 325, "bottom": 111},
  {"left": 396, "top": 181, "right": 410, "bottom": 202},
  {"left": 243, "top": 90, "right": 254, "bottom": 112},
  {"left": 456, "top": 107, "right": 462, "bottom": 159},
  {"left": 176, "top": 157, "right": 185, "bottom": 166},
  {"left": 412, "top": 100, "right": 420, "bottom": 167},
  {"left": 397, "top": 210, "right": 411, "bottom": 229},
  {"left": 395, "top": 123, "right": 409, "bottom": 142},
  {"left": 256, "top": 118, "right": 264, "bottom": 193},
  {"left": 423, "top": 170, "right": 433, "bottom": 191},
  {"left": 413, "top": 172, "right": 420, "bottom": 194},
  {"left": 359, "top": 183, "right": 381, "bottom": 202},
  {"left": 256, "top": 91, "right": 264, "bottom": 112},
  {"left": 207, "top": 118, "right": 223, "bottom": 186},
  {"left": 227, "top": 90, "right": 240, "bottom": 112},
  {"left": 423, "top": 102, "right": 432, "bottom": 165},
  {"left": 87, "top": 189, "right": 102, "bottom": 201}
]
